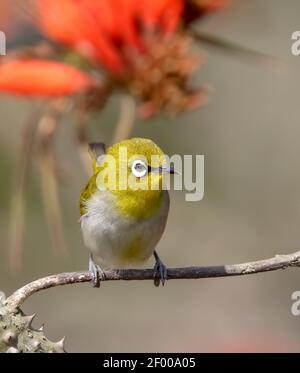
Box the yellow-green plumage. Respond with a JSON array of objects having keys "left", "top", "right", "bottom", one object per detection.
[
  {"left": 80, "top": 173, "right": 98, "bottom": 216},
  {"left": 80, "top": 138, "right": 166, "bottom": 219},
  {"left": 79, "top": 138, "right": 170, "bottom": 268}
]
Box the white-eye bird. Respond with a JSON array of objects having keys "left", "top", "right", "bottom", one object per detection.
[{"left": 79, "top": 138, "right": 174, "bottom": 287}]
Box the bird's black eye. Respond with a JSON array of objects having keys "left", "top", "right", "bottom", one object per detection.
[{"left": 132, "top": 160, "right": 148, "bottom": 177}]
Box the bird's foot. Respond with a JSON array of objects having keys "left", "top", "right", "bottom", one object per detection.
[
  {"left": 153, "top": 251, "right": 167, "bottom": 287},
  {"left": 89, "top": 255, "right": 106, "bottom": 288}
]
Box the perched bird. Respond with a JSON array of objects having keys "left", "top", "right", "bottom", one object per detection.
[{"left": 79, "top": 138, "right": 174, "bottom": 287}]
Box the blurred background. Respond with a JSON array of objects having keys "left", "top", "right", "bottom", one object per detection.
[{"left": 1, "top": 0, "right": 300, "bottom": 352}]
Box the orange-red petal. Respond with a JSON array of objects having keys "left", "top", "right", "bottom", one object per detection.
[
  {"left": 0, "top": 60, "right": 92, "bottom": 97},
  {"left": 35, "top": 0, "right": 184, "bottom": 73},
  {"left": 138, "top": 0, "right": 183, "bottom": 33},
  {"left": 36, "top": 0, "right": 125, "bottom": 72},
  {"left": 36, "top": 0, "right": 83, "bottom": 47}
]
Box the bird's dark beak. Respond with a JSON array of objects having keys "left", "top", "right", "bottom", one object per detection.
[
  {"left": 166, "top": 165, "right": 175, "bottom": 174},
  {"left": 153, "top": 165, "right": 179, "bottom": 175}
]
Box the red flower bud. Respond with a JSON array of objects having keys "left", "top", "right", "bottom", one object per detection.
[{"left": 0, "top": 60, "right": 92, "bottom": 97}]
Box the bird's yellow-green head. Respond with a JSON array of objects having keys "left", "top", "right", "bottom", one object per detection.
[{"left": 80, "top": 138, "right": 174, "bottom": 220}]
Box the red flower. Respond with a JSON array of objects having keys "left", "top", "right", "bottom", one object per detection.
[
  {"left": 36, "top": 0, "right": 184, "bottom": 73},
  {"left": 0, "top": 0, "right": 185, "bottom": 98},
  {"left": 0, "top": 60, "right": 92, "bottom": 96},
  {"left": 0, "top": 0, "right": 204, "bottom": 115}
]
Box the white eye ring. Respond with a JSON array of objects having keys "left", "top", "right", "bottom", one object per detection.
[{"left": 132, "top": 160, "right": 148, "bottom": 178}]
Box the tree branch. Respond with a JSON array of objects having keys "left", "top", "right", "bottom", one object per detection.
[{"left": 6, "top": 250, "right": 300, "bottom": 309}]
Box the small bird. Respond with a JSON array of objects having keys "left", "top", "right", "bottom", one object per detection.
[{"left": 79, "top": 138, "right": 174, "bottom": 287}]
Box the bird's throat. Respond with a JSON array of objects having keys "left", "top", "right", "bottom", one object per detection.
[{"left": 113, "top": 189, "right": 164, "bottom": 220}]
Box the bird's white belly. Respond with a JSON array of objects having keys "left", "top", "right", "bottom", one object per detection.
[{"left": 80, "top": 191, "right": 169, "bottom": 267}]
